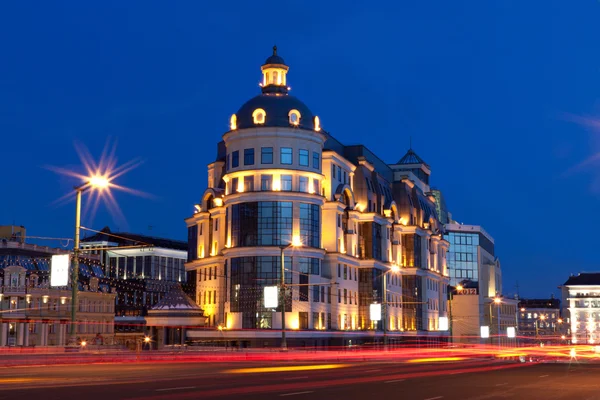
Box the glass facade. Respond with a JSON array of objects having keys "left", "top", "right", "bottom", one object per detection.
[
  {"left": 299, "top": 203, "right": 320, "bottom": 248},
  {"left": 230, "top": 256, "right": 293, "bottom": 329},
  {"left": 445, "top": 232, "right": 480, "bottom": 286},
  {"left": 230, "top": 202, "right": 293, "bottom": 247},
  {"left": 108, "top": 255, "right": 185, "bottom": 282}
]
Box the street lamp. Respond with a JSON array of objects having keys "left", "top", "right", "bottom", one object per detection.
[
  {"left": 536, "top": 314, "right": 546, "bottom": 343},
  {"left": 492, "top": 297, "right": 502, "bottom": 349},
  {"left": 279, "top": 236, "right": 302, "bottom": 350},
  {"left": 383, "top": 264, "right": 401, "bottom": 347},
  {"left": 69, "top": 175, "right": 110, "bottom": 346}
]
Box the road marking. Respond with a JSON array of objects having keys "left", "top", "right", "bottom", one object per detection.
[
  {"left": 424, "top": 397, "right": 444, "bottom": 400},
  {"left": 283, "top": 376, "right": 308, "bottom": 380},
  {"left": 365, "top": 369, "right": 381, "bottom": 372},
  {"left": 495, "top": 383, "right": 508, "bottom": 386},
  {"left": 539, "top": 375, "right": 549, "bottom": 378},
  {"left": 155, "top": 386, "right": 196, "bottom": 392},
  {"left": 279, "top": 391, "right": 314, "bottom": 397},
  {"left": 385, "top": 379, "right": 406, "bottom": 383}
]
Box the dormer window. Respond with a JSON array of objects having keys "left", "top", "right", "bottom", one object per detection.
[
  {"left": 314, "top": 116, "right": 321, "bottom": 132},
  {"left": 230, "top": 114, "right": 237, "bottom": 130},
  {"left": 252, "top": 108, "right": 266, "bottom": 124},
  {"left": 288, "top": 109, "right": 301, "bottom": 126}
]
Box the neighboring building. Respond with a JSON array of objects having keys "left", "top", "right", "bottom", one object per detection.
[
  {"left": 80, "top": 227, "right": 198, "bottom": 347},
  {"left": 0, "top": 240, "right": 116, "bottom": 347},
  {"left": 444, "top": 223, "right": 500, "bottom": 291},
  {"left": 445, "top": 224, "right": 517, "bottom": 345},
  {"left": 517, "top": 297, "right": 563, "bottom": 344},
  {"left": 81, "top": 226, "right": 188, "bottom": 282},
  {"left": 0, "top": 225, "right": 26, "bottom": 243},
  {"left": 430, "top": 189, "right": 448, "bottom": 225},
  {"left": 561, "top": 273, "right": 600, "bottom": 344},
  {"left": 184, "top": 47, "right": 451, "bottom": 347}
]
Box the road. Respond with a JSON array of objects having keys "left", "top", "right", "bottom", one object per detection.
[{"left": 0, "top": 358, "right": 598, "bottom": 399}]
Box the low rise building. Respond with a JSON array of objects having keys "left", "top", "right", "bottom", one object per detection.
[
  {"left": 0, "top": 240, "right": 115, "bottom": 347},
  {"left": 561, "top": 273, "right": 600, "bottom": 344},
  {"left": 517, "top": 298, "right": 563, "bottom": 344}
]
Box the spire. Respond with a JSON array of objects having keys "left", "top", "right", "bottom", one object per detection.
[{"left": 261, "top": 46, "right": 289, "bottom": 95}]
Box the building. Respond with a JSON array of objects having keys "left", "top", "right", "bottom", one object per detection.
[
  {"left": 444, "top": 223, "right": 517, "bottom": 345},
  {"left": 517, "top": 297, "right": 563, "bottom": 344},
  {"left": 430, "top": 189, "right": 448, "bottom": 225},
  {"left": 561, "top": 273, "right": 600, "bottom": 344},
  {"left": 80, "top": 227, "right": 199, "bottom": 347},
  {"left": 184, "top": 47, "right": 451, "bottom": 347},
  {"left": 0, "top": 239, "right": 116, "bottom": 347},
  {"left": 0, "top": 226, "right": 26, "bottom": 243}
]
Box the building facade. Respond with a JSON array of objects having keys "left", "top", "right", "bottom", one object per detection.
[
  {"left": 0, "top": 240, "right": 116, "bottom": 347},
  {"left": 184, "top": 48, "right": 451, "bottom": 346},
  {"left": 561, "top": 273, "right": 600, "bottom": 344},
  {"left": 444, "top": 223, "right": 517, "bottom": 345},
  {"left": 80, "top": 227, "right": 196, "bottom": 347},
  {"left": 517, "top": 298, "right": 563, "bottom": 344}
]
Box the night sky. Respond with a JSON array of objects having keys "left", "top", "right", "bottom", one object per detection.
[{"left": 2, "top": 1, "right": 600, "bottom": 298}]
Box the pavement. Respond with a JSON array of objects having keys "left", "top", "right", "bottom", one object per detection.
[{"left": 0, "top": 357, "right": 599, "bottom": 400}]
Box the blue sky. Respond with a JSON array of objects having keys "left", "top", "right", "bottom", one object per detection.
[{"left": 2, "top": 1, "right": 600, "bottom": 298}]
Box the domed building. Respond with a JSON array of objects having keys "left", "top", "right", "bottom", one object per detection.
[{"left": 185, "top": 48, "right": 451, "bottom": 347}]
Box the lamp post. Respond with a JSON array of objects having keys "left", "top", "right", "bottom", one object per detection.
[
  {"left": 382, "top": 264, "right": 401, "bottom": 348},
  {"left": 492, "top": 297, "right": 502, "bottom": 349},
  {"left": 69, "top": 177, "right": 109, "bottom": 346},
  {"left": 536, "top": 314, "right": 547, "bottom": 344},
  {"left": 279, "top": 236, "right": 302, "bottom": 351}
]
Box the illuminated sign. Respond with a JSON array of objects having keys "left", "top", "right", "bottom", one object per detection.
[
  {"left": 370, "top": 303, "right": 382, "bottom": 321},
  {"left": 439, "top": 316, "right": 449, "bottom": 331},
  {"left": 507, "top": 327, "right": 516, "bottom": 338},
  {"left": 264, "top": 286, "right": 278, "bottom": 308},
  {"left": 457, "top": 288, "right": 477, "bottom": 295},
  {"left": 480, "top": 326, "right": 490, "bottom": 339},
  {"left": 50, "top": 254, "right": 70, "bottom": 287}
]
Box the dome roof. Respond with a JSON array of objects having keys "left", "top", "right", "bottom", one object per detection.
[
  {"left": 235, "top": 93, "right": 315, "bottom": 130},
  {"left": 264, "top": 45, "right": 286, "bottom": 65}
]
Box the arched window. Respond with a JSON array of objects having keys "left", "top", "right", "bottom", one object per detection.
[
  {"left": 288, "top": 109, "right": 301, "bottom": 126},
  {"left": 230, "top": 114, "right": 237, "bottom": 130},
  {"left": 252, "top": 108, "right": 266, "bottom": 124},
  {"left": 272, "top": 71, "right": 278, "bottom": 85},
  {"left": 314, "top": 116, "right": 321, "bottom": 132}
]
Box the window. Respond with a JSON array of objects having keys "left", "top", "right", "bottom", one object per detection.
[
  {"left": 244, "top": 176, "right": 254, "bottom": 192},
  {"left": 299, "top": 312, "right": 308, "bottom": 329},
  {"left": 230, "top": 114, "right": 237, "bottom": 130},
  {"left": 331, "top": 164, "right": 335, "bottom": 179},
  {"left": 314, "top": 116, "right": 321, "bottom": 131},
  {"left": 244, "top": 148, "right": 254, "bottom": 165},
  {"left": 230, "top": 202, "right": 293, "bottom": 247},
  {"left": 299, "top": 203, "right": 320, "bottom": 248},
  {"left": 281, "top": 147, "right": 292, "bottom": 164},
  {"left": 261, "top": 175, "right": 272, "bottom": 191},
  {"left": 252, "top": 108, "right": 266, "bottom": 124},
  {"left": 313, "top": 285, "right": 320, "bottom": 303},
  {"left": 337, "top": 167, "right": 341, "bottom": 181},
  {"left": 281, "top": 175, "right": 292, "bottom": 191},
  {"left": 289, "top": 110, "right": 301, "bottom": 126},
  {"left": 299, "top": 176, "right": 309, "bottom": 193},
  {"left": 231, "top": 177, "right": 238, "bottom": 194},
  {"left": 231, "top": 151, "right": 239, "bottom": 168},
  {"left": 299, "top": 149, "right": 309, "bottom": 166},
  {"left": 261, "top": 147, "right": 273, "bottom": 164},
  {"left": 313, "top": 152, "right": 320, "bottom": 169}
]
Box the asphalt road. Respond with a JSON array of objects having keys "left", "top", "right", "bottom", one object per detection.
[{"left": 0, "top": 358, "right": 598, "bottom": 400}]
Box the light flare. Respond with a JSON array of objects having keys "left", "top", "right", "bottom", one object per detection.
[{"left": 46, "top": 139, "right": 150, "bottom": 226}]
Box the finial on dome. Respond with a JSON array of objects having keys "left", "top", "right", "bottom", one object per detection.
[{"left": 273, "top": 45, "right": 277, "bottom": 56}]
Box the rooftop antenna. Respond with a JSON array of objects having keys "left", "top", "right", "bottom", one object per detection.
[
  {"left": 515, "top": 281, "right": 520, "bottom": 299},
  {"left": 409, "top": 136, "right": 412, "bottom": 150}
]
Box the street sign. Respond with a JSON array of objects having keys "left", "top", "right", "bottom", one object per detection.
[
  {"left": 264, "top": 286, "right": 278, "bottom": 308},
  {"left": 51, "top": 254, "right": 70, "bottom": 287}
]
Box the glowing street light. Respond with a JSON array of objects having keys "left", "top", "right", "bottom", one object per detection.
[
  {"left": 144, "top": 336, "right": 151, "bottom": 343},
  {"left": 48, "top": 141, "right": 145, "bottom": 347},
  {"left": 279, "top": 235, "right": 302, "bottom": 350}
]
